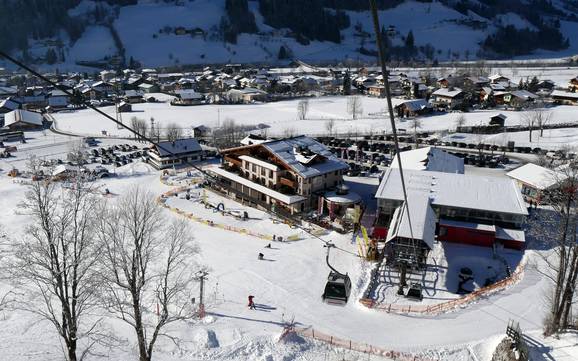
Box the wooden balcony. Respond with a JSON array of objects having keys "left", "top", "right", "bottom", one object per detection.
[
  {"left": 224, "top": 155, "right": 242, "bottom": 167},
  {"left": 279, "top": 177, "right": 296, "bottom": 188}
]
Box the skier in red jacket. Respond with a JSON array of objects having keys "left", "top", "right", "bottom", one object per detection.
[{"left": 248, "top": 295, "right": 256, "bottom": 310}]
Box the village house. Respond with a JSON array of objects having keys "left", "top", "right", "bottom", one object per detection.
[
  {"left": 212, "top": 136, "right": 349, "bottom": 215},
  {"left": 506, "top": 163, "right": 566, "bottom": 204},
  {"left": 504, "top": 90, "right": 539, "bottom": 108},
  {"left": 171, "top": 90, "right": 204, "bottom": 106},
  {"left": 3, "top": 109, "right": 44, "bottom": 130},
  {"left": 551, "top": 90, "right": 578, "bottom": 105},
  {"left": 100, "top": 70, "right": 116, "bottom": 82},
  {"left": 138, "top": 83, "right": 159, "bottom": 94},
  {"left": 430, "top": 87, "right": 465, "bottom": 109},
  {"left": 47, "top": 89, "right": 70, "bottom": 108},
  {"left": 394, "top": 99, "right": 432, "bottom": 117},
  {"left": 226, "top": 88, "right": 268, "bottom": 104},
  {"left": 367, "top": 84, "right": 386, "bottom": 98},
  {"left": 147, "top": 138, "right": 203, "bottom": 170},
  {"left": 123, "top": 90, "right": 145, "bottom": 104},
  {"left": 489, "top": 113, "right": 507, "bottom": 127},
  {"left": 0, "top": 98, "right": 21, "bottom": 123}
]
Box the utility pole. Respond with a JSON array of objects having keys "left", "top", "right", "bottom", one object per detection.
[{"left": 197, "top": 270, "right": 209, "bottom": 318}]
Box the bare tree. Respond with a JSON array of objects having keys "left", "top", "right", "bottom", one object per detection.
[
  {"left": 165, "top": 122, "right": 183, "bottom": 142},
  {"left": 130, "top": 117, "right": 149, "bottom": 143},
  {"left": 7, "top": 159, "right": 103, "bottom": 361},
  {"left": 297, "top": 99, "right": 309, "bottom": 120},
  {"left": 67, "top": 139, "right": 88, "bottom": 165},
  {"left": 409, "top": 118, "right": 422, "bottom": 147},
  {"left": 347, "top": 96, "right": 363, "bottom": 120},
  {"left": 325, "top": 119, "right": 335, "bottom": 137},
  {"left": 522, "top": 104, "right": 552, "bottom": 142},
  {"left": 455, "top": 114, "right": 466, "bottom": 132},
  {"left": 530, "top": 165, "right": 578, "bottom": 335},
  {"left": 214, "top": 118, "right": 245, "bottom": 148},
  {"left": 96, "top": 188, "right": 200, "bottom": 361}
]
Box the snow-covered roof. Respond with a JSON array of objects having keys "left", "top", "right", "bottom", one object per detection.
[
  {"left": 509, "top": 90, "right": 538, "bottom": 100},
  {"left": 376, "top": 168, "right": 528, "bottom": 216},
  {"left": 240, "top": 134, "right": 268, "bottom": 146},
  {"left": 0, "top": 98, "right": 20, "bottom": 111},
  {"left": 386, "top": 193, "right": 436, "bottom": 249},
  {"left": 239, "top": 155, "right": 279, "bottom": 171},
  {"left": 495, "top": 227, "right": 525, "bottom": 243},
  {"left": 4, "top": 109, "right": 43, "bottom": 127},
  {"left": 396, "top": 99, "right": 432, "bottom": 112},
  {"left": 324, "top": 190, "right": 362, "bottom": 204},
  {"left": 551, "top": 90, "right": 578, "bottom": 100},
  {"left": 391, "top": 147, "right": 464, "bottom": 174},
  {"left": 262, "top": 136, "right": 348, "bottom": 179},
  {"left": 154, "top": 138, "right": 202, "bottom": 157},
  {"left": 439, "top": 218, "right": 495, "bottom": 232},
  {"left": 432, "top": 87, "right": 463, "bottom": 98},
  {"left": 489, "top": 74, "right": 509, "bottom": 81},
  {"left": 124, "top": 90, "right": 143, "bottom": 97},
  {"left": 506, "top": 163, "right": 564, "bottom": 190},
  {"left": 176, "top": 89, "right": 203, "bottom": 100},
  {"left": 208, "top": 166, "right": 306, "bottom": 205}
]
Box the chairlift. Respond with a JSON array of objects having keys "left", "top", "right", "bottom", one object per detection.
[
  {"left": 321, "top": 243, "right": 352, "bottom": 305},
  {"left": 406, "top": 282, "right": 423, "bottom": 301}
]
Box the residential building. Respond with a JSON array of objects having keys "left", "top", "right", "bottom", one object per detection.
[
  {"left": 211, "top": 136, "right": 348, "bottom": 215},
  {"left": 146, "top": 138, "right": 203, "bottom": 169},
  {"left": 430, "top": 87, "right": 464, "bottom": 109},
  {"left": 506, "top": 163, "right": 565, "bottom": 204},
  {"left": 226, "top": 88, "right": 268, "bottom": 103},
  {"left": 551, "top": 90, "right": 578, "bottom": 105},
  {"left": 3, "top": 109, "right": 44, "bottom": 130},
  {"left": 394, "top": 99, "right": 432, "bottom": 117}
]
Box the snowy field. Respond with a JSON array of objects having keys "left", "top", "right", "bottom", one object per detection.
[
  {"left": 52, "top": 95, "right": 578, "bottom": 152},
  {"left": 1, "top": 127, "right": 578, "bottom": 360}
]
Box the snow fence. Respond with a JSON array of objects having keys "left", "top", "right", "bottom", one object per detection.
[
  {"left": 157, "top": 187, "right": 303, "bottom": 241},
  {"left": 292, "top": 326, "right": 438, "bottom": 361}
]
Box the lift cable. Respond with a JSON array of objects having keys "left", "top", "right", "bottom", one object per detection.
[
  {"left": 0, "top": 50, "right": 360, "bottom": 258},
  {"left": 368, "top": 0, "right": 417, "bottom": 250},
  {"left": 368, "top": 0, "right": 415, "bottom": 242}
]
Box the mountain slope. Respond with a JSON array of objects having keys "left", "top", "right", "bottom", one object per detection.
[{"left": 4, "top": 0, "right": 578, "bottom": 70}]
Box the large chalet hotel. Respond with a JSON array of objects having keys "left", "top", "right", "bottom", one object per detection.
[{"left": 208, "top": 136, "right": 348, "bottom": 215}]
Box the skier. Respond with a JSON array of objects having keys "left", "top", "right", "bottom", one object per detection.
[
  {"left": 265, "top": 243, "right": 271, "bottom": 248},
  {"left": 248, "top": 295, "right": 256, "bottom": 310},
  {"left": 258, "top": 252, "right": 264, "bottom": 260}
]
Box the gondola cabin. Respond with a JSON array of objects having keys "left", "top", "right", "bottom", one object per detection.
[{"left": 322, "top": 271, "right": 351, "bottom": 304}]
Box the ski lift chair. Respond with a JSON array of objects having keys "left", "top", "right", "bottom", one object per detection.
[
  {"left": 406, "top": 282, "right": 423, "bottom": 301},
  {"left": 322, "top": 271, "right": 352, "bottom": 305}
]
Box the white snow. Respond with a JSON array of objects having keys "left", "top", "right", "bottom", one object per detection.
[{"left": 4, "top": 96, "right": 578, "bottom": 360}]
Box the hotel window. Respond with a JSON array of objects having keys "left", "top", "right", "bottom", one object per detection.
[{"left": 252, "top": 164, "right": 256, "bottom": 172}]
